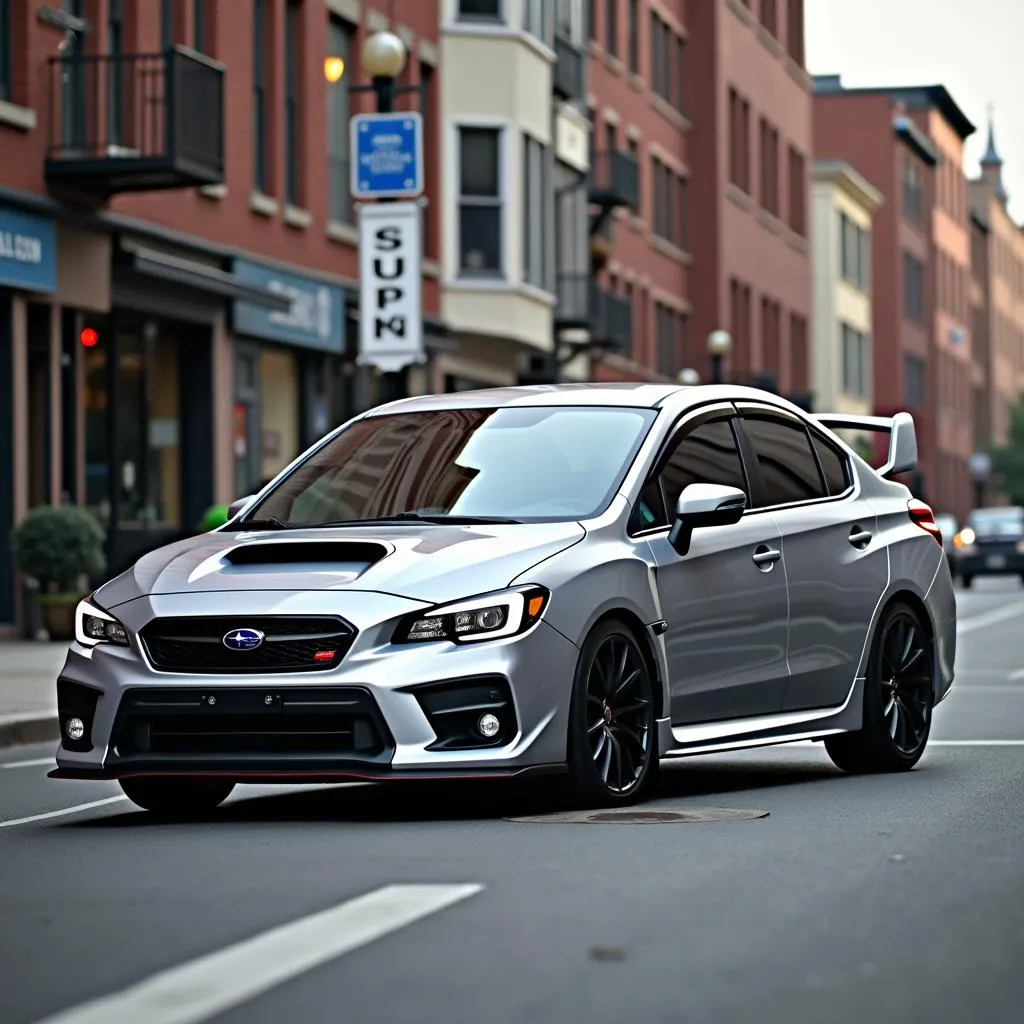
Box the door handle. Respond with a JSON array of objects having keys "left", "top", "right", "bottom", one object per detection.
[
  {"left": 849, "top": 526, "right": 872, "bottom": 549},
  {"left": 752, "top": 545, "right": 781, "bottom": 570}
]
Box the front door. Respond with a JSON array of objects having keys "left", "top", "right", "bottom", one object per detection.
[
  {"left": 736, "top": 404, "right": 889, "bottom": 712},
  {"left": 634, "top": 408, "right": 791, "bottom": 724}
]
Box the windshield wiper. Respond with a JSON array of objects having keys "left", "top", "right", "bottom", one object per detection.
[{"left": 307, "top": 512, "right": 524, "bottom": 527}]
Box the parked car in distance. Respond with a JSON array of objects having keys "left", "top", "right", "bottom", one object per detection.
[
  {"left": 953, "top": 506, "right": 1024, "bottom": 587},
  {"left": 935, "top": 513, "right": 959, "bottom": 578}
]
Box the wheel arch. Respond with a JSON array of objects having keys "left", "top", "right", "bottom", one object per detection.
[
  {"left": 586, "top": 608, "right": 666, "bottom": 722},
  {"left": 874, "top": 588, "right": 939, "bottom": 702}
]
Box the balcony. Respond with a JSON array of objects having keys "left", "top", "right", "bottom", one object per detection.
[
  {"left": 553, "top": 34, "right": 585, "bottom": 102},
  {"left": 46, "top": 47, "right": 225, "bottom": 196},
  {"left": 554, "top": 273, "right": 632, "bottom": 354},
  {"left": 588, "top": 149, "right": 640, "bottom": 211}
]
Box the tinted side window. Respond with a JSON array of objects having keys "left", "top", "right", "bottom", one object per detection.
[
  {"left": 810, "top": 432, "right": 850, "bottom": 496},
  {"left": 742, "top": 415, "right": 826, "bottom": 507},
  {"left": 660, "top": 418, "right": 749, "bottom": 514}
]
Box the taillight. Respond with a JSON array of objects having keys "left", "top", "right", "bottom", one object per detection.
[{"left": 908, "top": 499, "right": 942, "bottom": 545}]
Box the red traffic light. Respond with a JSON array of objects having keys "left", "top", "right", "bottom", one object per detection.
[{"left": 80, "top": 328, "right": 99, "bottom": 347}]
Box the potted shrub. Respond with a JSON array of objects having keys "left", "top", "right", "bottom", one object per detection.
[{"left": 10, "top": 505, "right": 107, "bottom": 641}]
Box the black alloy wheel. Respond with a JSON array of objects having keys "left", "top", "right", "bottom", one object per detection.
[
  {"left": 565, "top": 620, "right": 657, "bottom": 807},
  {"left": 825, "top": 601, "right": 934, "bottom": 774}
]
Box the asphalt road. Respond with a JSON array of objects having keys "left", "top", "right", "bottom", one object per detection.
[{"left": 2, "top": 578, "right": 1024, "bottom": 1024}]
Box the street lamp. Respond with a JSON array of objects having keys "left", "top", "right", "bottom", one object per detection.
[
  {"left": 707, "top": 330, "right": 732, "bottom": 385},
  {"left": 360, "top": 30, "right": 408, "bottom": 114},
  {"left": 678, "top": 367, "right": 701, "bottom": 386}
]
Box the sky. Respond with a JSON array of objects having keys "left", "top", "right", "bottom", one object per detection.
[{"left": 806, "top": 0, "right": 1024, "bottom": 223}]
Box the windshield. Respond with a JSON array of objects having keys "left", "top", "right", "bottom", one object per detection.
[
  {"left": 243, "top": 405, "right": 658, "bottom": 525},
  {"left": 967, "top": 508, "right": 1024, "bottom": 538}
]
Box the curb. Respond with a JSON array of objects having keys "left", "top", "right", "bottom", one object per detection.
[{"left": 0, "top": 714, "right": 60, "bottom": 749}]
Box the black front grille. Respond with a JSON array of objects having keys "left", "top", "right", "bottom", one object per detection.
[
  {"left": 139, "top": 616, "right": 356, "bottom": 674},
  {"left": 110, "top": 687, "right": 392, "bottom": 761}
]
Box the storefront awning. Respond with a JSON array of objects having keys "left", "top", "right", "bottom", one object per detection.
[{"left": 126, "top": 244, "right": 291, "bottom": 312}]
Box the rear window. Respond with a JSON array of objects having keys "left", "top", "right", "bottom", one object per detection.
[
  {"left": 810, "top": 432, "right": 850, "bottom": 496},
  {"left": 968, "top": 509, "right": 1024, "bottom": 538}
]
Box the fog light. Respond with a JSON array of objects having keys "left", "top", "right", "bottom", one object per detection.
[
  {"left": 477, "top": 713, "right": 500, "bottom": 738},
  {"left": 65, "top": 717, "right": 85, "bottom": 742}
]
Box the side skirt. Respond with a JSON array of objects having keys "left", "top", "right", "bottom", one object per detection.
[{"left": 657, "top": 677, "right": 865, "bottom": 758}]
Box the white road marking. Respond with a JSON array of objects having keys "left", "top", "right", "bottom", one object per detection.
[
  {"left": 0, "top": 796, "right": 128, "bottom": 829},
  {"left": 35, "top": 883, "right": 484, "bottom": 1024},
  {"left": 1009, "top": 669, "right": 1024, "bottom": 680},
  {"left": 957, "top": 602, "right": 1024, "bottom": 635},
  {"left": 928, "top": 740, "right": 1024, "bottom": 747},
  {"left": 1, "top": 757, "right": 55, "bottom": 769}
]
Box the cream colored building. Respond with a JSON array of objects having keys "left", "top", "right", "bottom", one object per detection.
[
  {"left": 434, "top": 0, "right": 591, "bottom": 388},
  {"left": 811, "top": 161, "right": 884, "bottom": 439}
]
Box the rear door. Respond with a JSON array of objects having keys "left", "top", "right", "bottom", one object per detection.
[{"left": 735, "top": 403, "right": 889, "bottom": 713}]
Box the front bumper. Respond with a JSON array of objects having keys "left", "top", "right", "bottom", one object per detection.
[{"left": 51, "top": 591, "right": 580, "bottom": 782}]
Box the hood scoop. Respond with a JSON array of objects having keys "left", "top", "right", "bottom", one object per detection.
[{"left": 222, "top": 541, "right": 391, "bottom": 569}]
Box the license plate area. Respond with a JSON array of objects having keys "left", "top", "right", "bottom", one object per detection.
[{"left": 987, "top": 555, "right": 1006, "bottom": 569}]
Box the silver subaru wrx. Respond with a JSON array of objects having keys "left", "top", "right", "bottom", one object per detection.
[{"left": 50, "top": 384, "right": 956, "bottom": 815}]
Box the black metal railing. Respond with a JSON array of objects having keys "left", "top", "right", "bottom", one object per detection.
[
  {"left": 589, "top": 148, "right": 640, "bottom": 210},
  {"left": 553, "top": 34, "right": 584, "bottom": 101},
  {"left": 592, "top": 284, "right": 632, "bottom": 354},
  {"left": 46, "top": 47, "right": 224, "bottom": 191}
]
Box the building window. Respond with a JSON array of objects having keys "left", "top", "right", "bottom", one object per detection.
[
  {"left": 790, "top": 313, "right": 808, "bottom": 392},
  {"left": 193, "top": 0, "right": 206, "bottom": 52},
  {"left": 458, "top": 0, "right": 503, "bottom": 20},
  {"left": 253, "top": 0, "right": 270, "bottom": 194},
  {"left": 841, "top": 324, "right": 869, "bottom": 397},
  {"left": 652, "top": 157, "right": 687, "bottom": 251},
  {"left": 902, "top": 156, "right": 923, "bottom": 224},
  {"left": 904, "top": 355, "right": 925, "bottom": 407},
  {"left": 523, "top": 133, "right": 549, "bottom": 290},
  {"left": 902, "top": 252, "right": 925, "bottom": 323},
  {"left": 760, "top": 0, "right": 777, "bottom": 36},
  {"left": 650, "top": 12, "right": 684, "bottom": 114},
  {"left": 787, "top": 146, "right": 805, "bottom": 235},
  {"left": 523, "top": 0, "right": 553, "bottom": 45},
  {"left": 107, "top": 0, "right": 124, "bottom": 144},
  {"left": 762, "top": 297, "right": 781, "bottom": 377},
  {"left": 161, "top": 0, "right": 174, "bottom": 48},
  {"left": 458, "top": 126, "right": 503, "bottom": 276},
  {"left": 728, "top": 88, "right": 750, "bottom": 193},
  {"left": 284, "top": 0, "right": 302, "bottom": 206},
  {"left": 327, "top": 16, "right": 354, "bottom": 225},
  {"left": 627, "top": 0, "right": 639, "bottom": 73},
  {"left": 627, "top": 136, "right": 640, "bottom": 212},
  {"left": 840, "top": 213, "right": 870, "bottom": 291},
  {"left": 605, "top": 0, "right": 618, "bottom": 56},
  {"left": 587, "top": 0, "right": 595, "bottom": 39},
  {"left": 0, "top": 0, "right": 10, "bottom": 101},
  {"left": 786, "top": 0, "right": 804, "bottom": 64},
  {"left": 656, "top": 303, "right": 687, "bottom": 378},
  {"left": 759, "top": 118, "right": 779, "bottom": 216}
]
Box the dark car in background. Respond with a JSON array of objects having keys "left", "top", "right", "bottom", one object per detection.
[{"left": 954, "top": 507, "right": 1024, "bottom": 587}]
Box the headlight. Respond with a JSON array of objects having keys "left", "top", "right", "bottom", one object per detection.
[
  {"left": 75, "top": 597, "right": 129, "bottom": 647},
  {"left": 393, "top": 586, "right": 550, "bottom": 645}
]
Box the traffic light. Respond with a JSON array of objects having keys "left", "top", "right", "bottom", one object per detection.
[{"left": 79, "top": 327, "right": 99, "bottom": 348}]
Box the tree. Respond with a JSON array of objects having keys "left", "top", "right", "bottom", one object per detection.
[{"left": 989, "top": 396, "right": 1024, "bottom": 505}]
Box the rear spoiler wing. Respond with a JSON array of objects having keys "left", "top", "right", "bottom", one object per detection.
[{"left": 811, "top": 411, "right": 917, "bottom": 478}]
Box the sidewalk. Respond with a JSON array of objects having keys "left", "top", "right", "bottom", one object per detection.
[{"left": 0, "top": 641, "right": 66, "bottom": 748}]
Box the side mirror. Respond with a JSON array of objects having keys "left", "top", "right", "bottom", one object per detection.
[
  {"left": 668, "top": 483, "right": 747, "bottom": 556},
  {"left": 228, "top": 495, "right": 255, "bottom": 520}
]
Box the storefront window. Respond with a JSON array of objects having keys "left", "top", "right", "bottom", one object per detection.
[{"left": 259, "top": 348, "right": 300, "bottom": 481}]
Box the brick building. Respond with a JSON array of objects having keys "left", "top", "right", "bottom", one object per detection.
[
  {"left": 813, "top": 77, "right": 976, "bottom": 517},
  {"left": 969, "top": 113, "right": 1024, "bottom": 491},
  {"left": 0, "top": 0, "right": 443, "bottom": 634}
]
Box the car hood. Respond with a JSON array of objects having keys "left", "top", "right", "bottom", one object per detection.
[{"left": 94, "top": 522, "right": 586, "bottom": 610}]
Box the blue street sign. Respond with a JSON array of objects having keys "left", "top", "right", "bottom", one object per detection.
[{"left": 350, "top": 112, "right": 424, "bottom": 199}]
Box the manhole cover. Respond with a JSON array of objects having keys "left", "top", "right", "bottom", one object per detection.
[{"left": 504, "top": 807, "right": 769, "bottom": 824}]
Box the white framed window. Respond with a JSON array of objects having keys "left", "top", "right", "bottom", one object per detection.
[
  {"left": 556, "top": 0, "right": 585, "bottom": 44},
  {"left": 841, "top": 323, "right": 870, "bottom": 398},
  {"left": 458, "top": 0, "right": 504, "bottom": 21},
  {"left": 523, "top": 0, "right": 555, "bottom": 44},
  {"left": 523, "top": 132, "right": 551, "bottom": 291},
  {"left": 457, "top": 125, "right": 505, "bottom": 277}
]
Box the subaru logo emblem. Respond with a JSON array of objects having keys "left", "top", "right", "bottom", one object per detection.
[{"left": 222, "top": 628, "right": 265, "bottom": 651}]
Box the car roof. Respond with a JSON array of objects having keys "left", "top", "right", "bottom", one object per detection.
[{"left": 363, "top": 382, "right": 811, "bottom": 416}]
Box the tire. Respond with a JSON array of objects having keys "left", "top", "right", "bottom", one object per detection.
[
  {"left": 960, "top": 575, "right": 973, "bottom": 588},
  {"left": 119, "top": 777, "right": 235, "bottom": 817},
  {"left": 563, "top": 619, "right": 658, "bottom": 808},
  {"left": 825, "top": 601, "right": 934, "bottom": 774}
]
